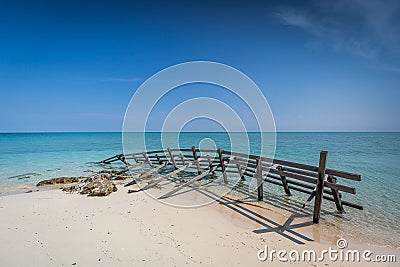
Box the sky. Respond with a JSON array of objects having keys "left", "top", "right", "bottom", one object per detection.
[{"left": 0, "top": 0, "right": 399, "bottom": 132}]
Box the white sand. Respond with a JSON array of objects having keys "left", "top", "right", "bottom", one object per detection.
[{"left": 0, "top": 185, "right": 398, "bottom": 266}]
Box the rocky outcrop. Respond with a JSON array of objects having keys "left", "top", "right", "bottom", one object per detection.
[
  {"left": 98, "top": 169, "right": 128, "bottom": 180},
  {"left": 36, "top": 177, "right": 79, "bottom": 187},
  {"left": 60, "top": 174, "right": 117, "bottom": 196},
  {"left": 37, "top": 170, "right": 120, "bottom": 197},
  {"left": 81, "top": 175, "right": 117, "bottom": 196}
]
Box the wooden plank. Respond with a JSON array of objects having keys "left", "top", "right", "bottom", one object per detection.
[
  {"left": 324, "top": 180, "right": 356, "bottom": 194},
  {"left": 169, "top": 148, "right": 195, "bottom": 153},
  {"left": 167, "top": 148, "right": 178, "bottom": 169},
  {"left": 143, "top": 149, "right": 165, "bottom": 154},
  {"left": 271, "top": 158, "right": 319, "bottom": 172},
  {"left": 179, "top": 153, "right": 186, "bottom": 165},
  {"left": 313, "top": 151, "right": 328, "bottom": 223},
  {"left": 206, "top": 155, "right": 214, "bottom": 173},
  {"left": 277, "top": 166, "right": 291, "bottom": 196},
  {"left": 328, "top": 175, "right": 344, "bottom": 212},
  {"left": 281, "top": 166, "right": 318, "bottom": 178},
  {"left": 198, "top": 149, "right": 217, "bottom": 153},
  {"left": 235, "top": 161, "right": 244, "bottom": 180},
  {"left": 158, "top": 165, "right": 219, "bottom": 199},
  {"left": 142, "top": 152, "right": 153, "bottom": 167},
  {"left": 98, "top": 154, "right": 119, "bottom": 164},
  {"left": 268, "top": 168, "right": 317, "bottom": 184},
  {"left": 274, "top": 183, "right": 362, "bottom": 210},
  {"left": 155, "top": 154, "right": 163, "bottom": 164},
  {"left": 191, "top": 146, "right": 201, "bottom": 175},
  {"left": 223, "top": 150, "right": 318, "bottom": 172},
  {"left": 325, "top": 169, "right": 361, "bottom": 181},
  {"left": 266, "top": 174, "right": 335, "bottom": 196},
  {"left": 255, "top": 158, "right": 263, "bottom": 201},
  {"left": 217, "top": 148, "right": 228, "bottom": 184}
]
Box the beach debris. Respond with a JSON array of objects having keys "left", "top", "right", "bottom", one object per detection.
[
  {"left": 25, "top": 190, "right": 33, "bottom": 193},
  {"left": 36, "top": 177, "right": 79, "bottom": 186}
]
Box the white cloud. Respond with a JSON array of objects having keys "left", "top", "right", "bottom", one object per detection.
[{"left": 274, "top": 0, "right": 400, "bottom": 72}]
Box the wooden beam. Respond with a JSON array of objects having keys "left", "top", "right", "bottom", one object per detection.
[
  {"left": 206, "top": 155, "right": 215, "bottom": 174},
  {"left": 328, "top": 175, "right": 344, "bottom": 213},
  {"left": 179, "top": 153, "right": 186, "bottom": 165},
  {"left": 234, "top": 158, "right": 244, "bottom": 180},
  {"left": 142, "top": 152, "right": 153, "bottom": 167},
  {"left": 155, "top": 154, "right": 163, "bottom": 165},
  {"left": 217, "top": 148, "right": 228, "bottom": 184},
  {"left": 277, "top": 166, "right": 291, "bottom": 196},
  {"left": 324, "top": 180, "right": 356, "bottom": 194},
  {"left": 255, "top": 157, "right": 263, "bottom": 201},
  {"left": 167, "top": 148, "right": 178, "bottom": 169},
  {"left": 98, "top": 154, "right": 118, "bottom": 164},
  {"left": 313, "top": 151, "right": 328, "bottom": 223},
  {"left": 325, "top": 169, "right": 361, "bottom": 181},
  {"left": 191, "top": 146, "right": 201, "bottom": 174}
]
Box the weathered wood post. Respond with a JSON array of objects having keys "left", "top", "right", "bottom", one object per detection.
[
  {"left": 256, "top": 157, "right": 263, "bottom": 201},
  {"left": 277, "top": 166, "right": 291, "bottom": 196},
  {"left": 191, "top": 146, "right": 201, "bottom": 174},
  {"left": 217, "top": 148, "right": 228, "bottom": 184},
  {"left": 179, "top": 153, "right": 186, "bottom": 165},
  {"left": 206, "top": 155, "right": 215, "bottom": 174},
  {"left": 328, "top": 175, "right": 344, "bottom": 213},
  {"left": 235, "top": 159, "right": 244, "bottom": 180},
  {"left": 155, "top": 154, "right": 163, "bottom": 165},
  {"left": 117, "top": 154, "right": 128, "bottom": 165},
  {"left": 167, "top": 148, "right": 177, "bottom": 169},
  {"left": 313, "top": 151, "right": 328, "bottom": 223},
  {"left": 142, "top": 152, "right": 153, "bottom": 167}
]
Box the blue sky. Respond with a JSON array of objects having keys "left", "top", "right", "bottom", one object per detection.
[{"left": 0, "top": 0, "right": 399, "bottom": 132}]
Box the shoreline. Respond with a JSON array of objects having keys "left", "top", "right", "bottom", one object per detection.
[{"left": 0, "top": 184, "right": 398, "bottom": 266}]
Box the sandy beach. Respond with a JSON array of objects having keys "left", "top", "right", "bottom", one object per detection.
[{"left": 0, "top": 184, "right": 398, "bottom": 267}]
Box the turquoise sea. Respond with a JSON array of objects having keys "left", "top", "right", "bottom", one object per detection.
[{"left": 0, "top": 132, "right": 399, "bottom": 247}]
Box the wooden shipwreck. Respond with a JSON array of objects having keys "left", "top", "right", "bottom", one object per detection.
[{"left": 99, "top": 147, "right": 362, "bottom": 223}]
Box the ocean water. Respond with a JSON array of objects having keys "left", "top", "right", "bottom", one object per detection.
[{"left": 0, "top": 132, "right": 399, "bottom": 247}]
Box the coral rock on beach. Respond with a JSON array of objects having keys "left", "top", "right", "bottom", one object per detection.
[
  {"left": 38, "top": 171, "right": 120, "bottom": 196},
  {"left": 36, "top": 177, "right": 79, "bottom": 187},
  {"left": 81, "top": 175, "right": 118, "bottom": 196}
]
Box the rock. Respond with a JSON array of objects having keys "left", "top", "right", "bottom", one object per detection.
[
  {"left": 62, "top": 185, "right": 77, "bottom": 193},
  {"left": 25, "top": 190, "right": 33, "bottom": 193},
  {"left": 36, "top": 177, "right": 79, "bottom": 187},
  {"left": 81, "top": 175, "right": 117, "bottom": 197}
]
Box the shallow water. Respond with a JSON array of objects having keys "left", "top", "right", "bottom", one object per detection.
[{"left": 0, "top": 132, "right": 399, "bottom": 247}]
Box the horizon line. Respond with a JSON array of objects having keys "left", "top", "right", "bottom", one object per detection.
[{"left": 1, "top": 131, "right": 399, "bottom": 134}]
